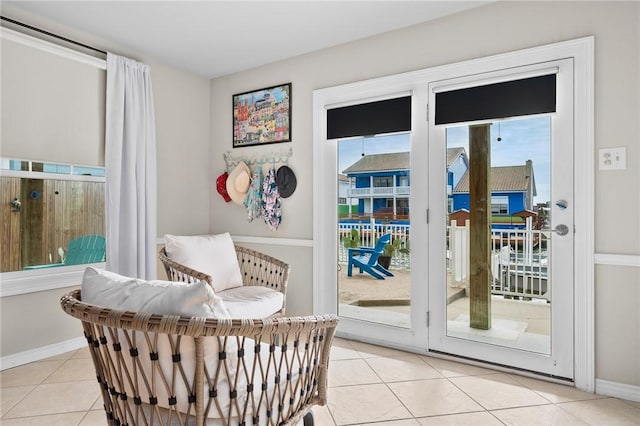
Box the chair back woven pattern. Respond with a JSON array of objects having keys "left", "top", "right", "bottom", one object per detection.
[
  {"left": 60, "top": 290, "right": 337, "bottom": 426},
  {"left": 159, "top": 246, "right": 290, "bottom": 316}
]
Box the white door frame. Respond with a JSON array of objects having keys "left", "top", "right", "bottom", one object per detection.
[{"left": 313, "top": 36, "right": 594, "bottom": 390}]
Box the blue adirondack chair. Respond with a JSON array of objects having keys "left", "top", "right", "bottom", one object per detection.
[
  {"left": 23, "top": 235, "right": 106, "bottom": 270},
  {"left": 347, "top": 233, "right": 394, "bottom": 280}
]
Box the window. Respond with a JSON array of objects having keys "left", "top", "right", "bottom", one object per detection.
[
  {"left": 1, "top": 28, "right": 106, "bottom": 296},
  {"left": 1, "top": 158, "right": 105, "bottom": 273},
  {"left": 373, "top": 176, "right": 393, "bottom": 187},
  {"left": 491, "top": 196, "right": 509, "bottom": 215}
]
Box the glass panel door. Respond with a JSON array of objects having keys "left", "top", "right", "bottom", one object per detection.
[
  {"left": 445, "top": 117, "right": 552, "bottom": 354},
  {"left": 337, "top": 133, "right": 412, "bottom": 328},
  {"left": 428, "top": 59, "right": 574, "bottom": 379}
]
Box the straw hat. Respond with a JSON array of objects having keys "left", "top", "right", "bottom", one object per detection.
[{"left": 226, "top": 161, "right": 251, "bottom": 205}]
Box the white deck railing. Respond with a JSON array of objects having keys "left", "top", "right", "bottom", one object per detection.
[
  {"left": 339, "top": 217, "right": 549, "bottom": 301},
  {"left": 449, "top": 217, "right": 549, "bottom": 301}
]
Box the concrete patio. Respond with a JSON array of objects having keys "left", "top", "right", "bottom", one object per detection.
[{"left": 338, "top": 265, "right": 551, "bottom": 353}]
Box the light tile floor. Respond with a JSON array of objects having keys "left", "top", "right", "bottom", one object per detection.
[{"left": 1, "top": 338, "right": 639, "bottom": 425}]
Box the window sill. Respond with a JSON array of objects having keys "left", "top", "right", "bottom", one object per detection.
[{"left": 0, "top": 263, "right": 105, "bottom": 297}]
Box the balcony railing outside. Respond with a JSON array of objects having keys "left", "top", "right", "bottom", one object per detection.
[{"left": 346, "top": 185, "right": 410, "bottom": 197}]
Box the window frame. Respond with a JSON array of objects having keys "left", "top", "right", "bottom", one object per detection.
[{"left": 491, "top": 195, "right": 509, "bottom": 215}]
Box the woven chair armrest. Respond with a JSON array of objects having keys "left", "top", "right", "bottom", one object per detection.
[
  {"left": 235, "top": 245, "right": 290, "bottom": 294},
  {"left": 159, "top": 247, "right": 212, "bottom": 285},
  {"left": 61, "top": 290, "right": 336, "bottom": 337}
]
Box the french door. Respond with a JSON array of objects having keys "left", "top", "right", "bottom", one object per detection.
[
  {"left": 427, "top": 59, "right": 575, "bottom": 379},
  {"left": 315, "top": 38, "right": 592, "bottom": 385}
]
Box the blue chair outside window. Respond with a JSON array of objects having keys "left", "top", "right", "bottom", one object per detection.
[
  {"left": 347, "top": 233, "right": 394, "bottom": 280},
  {"left": 23, "top": 235, "right": 106, "bottom": 270}
]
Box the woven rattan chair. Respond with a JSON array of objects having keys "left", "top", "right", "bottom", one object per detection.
[
  {"left": 159, "top": 246, "right": 289, "bottom": 316},
  {"left": 61, "top": 289, "right": 338, "bottom": 426}
]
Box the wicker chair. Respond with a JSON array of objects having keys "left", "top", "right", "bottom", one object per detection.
[
  {"left": 61, "top": 289, "right": 338, "bottom": 426},
  {"left": 159, "top": 246, "right": 289, "bottom": 316}
]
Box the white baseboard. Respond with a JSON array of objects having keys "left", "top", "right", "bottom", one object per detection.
[
  {"left": 0, "top": 337, "right": 87, "bottom": 371},
  {"left": 596, "top": 378, "right": 640, "bottom": 402}
]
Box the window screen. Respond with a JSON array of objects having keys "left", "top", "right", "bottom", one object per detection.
[{"left": 1, "top": 36, "right": 106, "bottom": 165}]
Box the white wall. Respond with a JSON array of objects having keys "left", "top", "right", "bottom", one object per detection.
[
  {"left": 0, "top": 6, "right": 211, "bottom": 360},
  {"left": 209, "top": 1, "right": 639, "bottom": 387}
]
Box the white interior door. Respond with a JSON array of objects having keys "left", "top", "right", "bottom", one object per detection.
[{"left": 427, "top": 59, "right": 575, "bottom": 379}]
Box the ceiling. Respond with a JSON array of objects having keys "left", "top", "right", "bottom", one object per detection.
[{"left": 4, "top": 1, "right": 490, "bottom": 78}]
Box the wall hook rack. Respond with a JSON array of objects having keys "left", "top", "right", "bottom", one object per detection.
[{"left": 224, "top": 147, "right": 293, "bottom": 172}]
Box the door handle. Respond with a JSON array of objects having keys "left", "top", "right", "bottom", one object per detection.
[{"left": 542, "top": 224, "right": 570, "bottom": 236}]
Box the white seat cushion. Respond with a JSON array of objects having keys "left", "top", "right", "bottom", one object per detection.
[{"left": 219, "top": 285, "right": 284, "bottom": 318}]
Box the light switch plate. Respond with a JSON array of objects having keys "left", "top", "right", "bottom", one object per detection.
[{"left": 598, "top": 147, "right": 626, "bottom": 170}]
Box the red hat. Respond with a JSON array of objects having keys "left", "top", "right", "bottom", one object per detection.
[{"left": 216, "top": 172, "right": 231, "bottom": 203}]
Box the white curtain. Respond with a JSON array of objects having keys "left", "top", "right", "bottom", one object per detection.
[{"left": 105, "top": 53, "right": 157, "bottom": 279}]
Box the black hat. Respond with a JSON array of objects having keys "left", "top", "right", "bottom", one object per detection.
[{"left": 276, "top": 165, "right": 297, "bottom": 198}]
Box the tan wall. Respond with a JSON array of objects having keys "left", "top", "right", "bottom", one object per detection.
[
  {"left": 209, "top": 1, "right": 639, "bottom": 386},
  {"left": 0, "top": 287, "right": 83, "bottom": 356},
  {"left": 595, "top": 265, "right": 640, "bottom": 385}
]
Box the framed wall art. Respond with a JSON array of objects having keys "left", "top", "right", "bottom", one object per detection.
[{"left": 232, "top": 83, "right": 291, "bottom": 148}]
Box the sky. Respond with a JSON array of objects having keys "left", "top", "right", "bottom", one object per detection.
[{"left": 338, "top": 115, "right": 551, "bottom": 203}]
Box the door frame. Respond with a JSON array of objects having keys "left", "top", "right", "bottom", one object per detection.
[{"left": 313, "top": 36, "right": 594, "bottom": 391}]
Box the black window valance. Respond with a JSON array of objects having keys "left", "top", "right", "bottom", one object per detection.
[
  {"left": 435, "top": 74, "right": 556, "bottom": 125},
  {"left": 327, "top": 96, "right": 411, "bottom": 139}
]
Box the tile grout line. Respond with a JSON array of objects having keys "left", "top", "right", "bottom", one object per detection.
[{"left": 1, "top": 357, "right": 73, "bottom": 419}]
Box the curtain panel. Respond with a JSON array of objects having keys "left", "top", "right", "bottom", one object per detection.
[{"left": 105, "top": 53, "right": 157, "bottom": 279}]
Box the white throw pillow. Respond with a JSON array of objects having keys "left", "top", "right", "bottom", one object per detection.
[
  {"left": 164, "top": 233, "right": 243, "bottom": 293},
  {"left": 80, "top": 267, "right": 237, "bottom": 417},
  {"left": 81, "top": 267, "right": 231, "bottom": 318}
]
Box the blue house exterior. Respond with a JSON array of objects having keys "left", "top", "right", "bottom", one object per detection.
[
  {"left": 342, "top": 149, "right": 469, "bottom": 219},
  {"left": 353, "top": 170, "right": 410, "bottom": 215},
  {"left": 342, "top": 152, "right": 411, "bottom": 219},
  {"left": 342, "top": 150, "right": 536, "bottom": 230},
  {"left": 452, "top": 159, "right": 536, "bottom": 230},
  {"left": 452, "top": 191, "right": 528, "bottom": 215}
]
